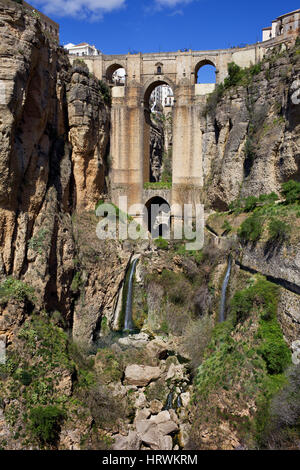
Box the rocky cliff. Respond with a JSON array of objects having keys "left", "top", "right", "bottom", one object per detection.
[
  {"left": 202, "top": 46, "right": 300, "bottom": 210},
  {"left": 0, "top": 2, "right": 115, "bottom": 345}
]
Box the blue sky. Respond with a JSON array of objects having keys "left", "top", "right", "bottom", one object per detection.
[{"left": 30, "top": 1, "right": 299, "bottom": 82}]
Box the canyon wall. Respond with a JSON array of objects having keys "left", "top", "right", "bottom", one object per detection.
[{"left": 202, "top": 47, "right": 300, "bottom": 210}]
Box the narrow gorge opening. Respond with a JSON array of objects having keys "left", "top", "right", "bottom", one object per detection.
[{"left": 143, "top": 82, "right": 174, "bottom": 185}]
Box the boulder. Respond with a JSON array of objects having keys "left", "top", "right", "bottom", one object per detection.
[
  {"left": 124, "top": 364, "right": 161, "bottom": 387},
  {"left": 150, "top": 399, "right": 163, "bottom": 415},
  {"left": 150, "top": 410, "right": 171, "bottom": 424},
  {"left": 135, "top": 408, "right": 151, "bottom": 423},
  {"left": 118, "top": 333, "right": 150, "bottom": 349},
  {"left": 140, "top": 427, "right": 161, "bottom": 450},
  {"left": 136, "top": 420, "right": 154, "bottom": 435},
  {"left": 180, "top": 392, "right": 191, "bottom": 408},
  {"left": 159, "top": 435, "right": 173, "bottom": 450},
  {"left": 157, "top": 420, "right": 178, "bottom": 436},
  {"left": 113, "top": 431, "right": 142, "bottom": 450}
]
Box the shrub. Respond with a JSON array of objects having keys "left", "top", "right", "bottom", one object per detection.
[
  {"left": 281, "top": 180, "right": 300, "bottom": 205},
  {"left": 258, "top": 193, "right": 279, "bottom": 204},
  {"left": 257, "top": 319, "right": 291, "bottom": 374},
  {"left": 224, "top": 62, "right": 245, "bottom": 88},
  {"left": 0, "top": 277, "right": 35, "bottom": 305},
  {"left": 238, "top": 214, "right": 264, "bottom": 242},
  {"left": 230, "top": 277, "right": 278, "bottom": 324},
  {"left": 268, "top": 219, "right": 291, "bottom": 244},
  {"left": 17, "top": 369, "right": 33, "bottom": 386},
  {"left": 154, "top": 236, "right": 169, "bottom": 250},
  {"left": 29, "top": 406, "right": 65, "bottom": 445},
  {"left": 98, "top": 80, "right": 111, "bottom": 105},
  {"left": 244, "top": 196, "right": 258, "bottom": 212}
]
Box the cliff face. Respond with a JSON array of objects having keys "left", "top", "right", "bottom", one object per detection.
[
  {"left": 0, "top": 3, "right": 111, "bottom": 340},
  {"left": 202, "top": 47, "right": 300, "bottom": 210}
]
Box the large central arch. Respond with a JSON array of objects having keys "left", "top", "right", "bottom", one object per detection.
[{"left": 143, "top": 78, "right": 176, "bottom": 185}]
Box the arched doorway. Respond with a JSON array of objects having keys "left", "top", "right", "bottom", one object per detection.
[
  {"left": 106, "top": 64, "right": 126, "bottom": 86},
  {"left": 145, "top": 197, "right": 171, "bottom": 238},
  {"left": 143, "top": 80, "right": 175, "bottom": 185},
  {"left": 195, "top": 60, "right": 216, "bottom": 84}
]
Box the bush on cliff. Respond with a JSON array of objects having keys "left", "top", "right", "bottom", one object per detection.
[
  {"left": 268, "top": 218, "right": 291, "bottom": 244},
  {"left": 238, "top": 213, "right": 264, "bottom": 242},
  {"left": 0, "top": 277, "right": 35, "bottom": 305},
  {"left": 281, "top": 180, "right": 300, "bottom": 205},
  {"left": 29, "top": 406, "right": 65, "bottom": 446}
]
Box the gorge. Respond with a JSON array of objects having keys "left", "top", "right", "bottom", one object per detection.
[{"left": 0, "top": 0, "right": 299, "bottom": 452}]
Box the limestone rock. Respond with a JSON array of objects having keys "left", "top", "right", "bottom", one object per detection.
[
  {"left": 124, "top": 365, "right": 161, "bottom": 387},
  {"left": 150, "top": 399, "right": 163, "bottom": 415},
  {"left": 157, "top": 420, "right": 178, "bottom": 436}
]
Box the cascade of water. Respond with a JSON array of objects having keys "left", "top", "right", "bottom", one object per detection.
[
  {"left": 124, "top": 258, "right": 138, "bottom": 331},
  {"left": 219, "top": 256, "right": 232, "bottom": 323},
  {"left": 164, "top": 392, "right": 174, "bottom": 410}
]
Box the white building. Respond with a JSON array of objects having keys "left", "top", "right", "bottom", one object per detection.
[
  {"left": 262, "top": 9, "right": 300, "bottom": 41},
  {"left": 112, "top": 68, "right": 126, "bottom": 86},
  {"left": 64, "top": 42, "right": 100, "bottom": 56},
  {"left": 150, "top": 85, "right": 174, "bottom": 111}
]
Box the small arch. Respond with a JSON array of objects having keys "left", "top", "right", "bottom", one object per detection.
[
  {"left": 195, "top": 59, "right": 216, "bottom": 84},
  {"left": 145, "top": 197, "right": 171, "bottom": 238},
  {"left": 106, "top": 63, "right": 126, "bottom": 85}
]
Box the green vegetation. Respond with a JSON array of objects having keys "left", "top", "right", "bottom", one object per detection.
[
  {"left": 231, "top": 277, "right": 279, "bottom": 325},
  {"left": 257, "top": 318, "right": 291, "bottom": 375},
  {"left": 229, "top": 192, "right": 279, "bottom": 214},
  {"left": 154, "top": 236, "right": 169, "bottom": 250},
  {"left": 189, "top": 276, "right": 291, "bottom": 449},
  {"left": 204, "top": 62, "right": 262, "bottom": 116},
  {"left": 98, "top": 80, "right": 111, "bottom": 106},
  {"left": 281, "top": 180, "right": 300, "bottom": 205},
  {"left": 268, "top": 218, "right": 291, "bottom": 244},
  {"left": 28, "top": 228, "right": 49, "bottom": 255},
  {"left": 143, "top": 181, "right": 172, "bottom": 190},
  {"left": 238, "top": 213, "right": 264, "bottom": 243},
  {"left": 0, "top": 277, "right": 35, "bottom": 305},
  {"left": 71, "top": 271, "right": 83, "bottom": 294},
  {"left": 29, "top": 406, "right": 65, "bottom": 446}
]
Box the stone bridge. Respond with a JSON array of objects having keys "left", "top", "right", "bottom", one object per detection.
[{"left": 71, "top": 35, "right": 294, "bottom": 229}]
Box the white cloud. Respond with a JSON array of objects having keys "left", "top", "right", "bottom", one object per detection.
[
  {"left": 155, "top": 0, "right": 193, "bottom": 6},
  {"left": 31, "top": 0, "right": 126, "bottom": 20}
]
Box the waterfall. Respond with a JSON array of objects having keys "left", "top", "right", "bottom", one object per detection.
[
  {"left": 124, "top": 258, "right": 138, "bottom": 331},
  {"left": 164, "top": 392, "right": 174, "bottom": 410},
  {"left": 219, "top": 256, "right": 232, "bottom": 323}
]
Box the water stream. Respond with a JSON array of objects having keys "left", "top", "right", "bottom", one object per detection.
[
  {"left": 219, "top": 256, "right": 232, "bottom": 323},
  {"left": 124, "top": 258, "right": 138, "bottom": 331}
]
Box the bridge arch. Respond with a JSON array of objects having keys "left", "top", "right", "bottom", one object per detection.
[
  {"left": 106, "top": 63, "right": 126, "bottom": 84},
  {"left": 143, "top": 78, "right": 175, "bottom": 184},
  {"left": 143, "top": 76, "right": 176, "bottom": 106},
  {"left": 194, "top": 59, "right": 216, "bottom": 84},
  {"left": 145, "top": 196, "right": 171, "bottom": 237}
]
